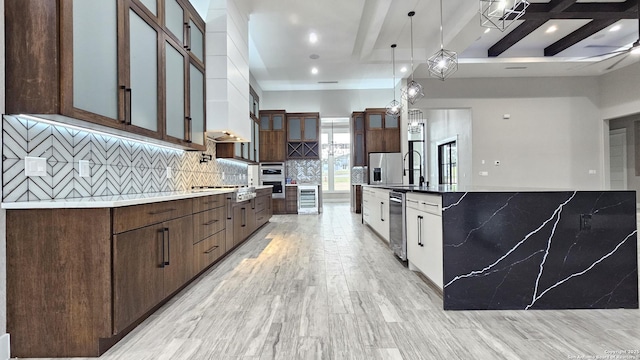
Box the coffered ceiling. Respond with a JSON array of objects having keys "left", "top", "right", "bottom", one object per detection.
[{"left": 192, "top": 0, "right": 640, "bottom": 91}]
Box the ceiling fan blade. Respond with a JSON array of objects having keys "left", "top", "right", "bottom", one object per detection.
[
  {"left": 580, "top": 49, "right": 629, "bottom": 60},
  {"left": 584, "top": 45, "right": 625, "bottom": 49},
  {"left": 605, "top": 54, "right": 630, "bottom": 71}
]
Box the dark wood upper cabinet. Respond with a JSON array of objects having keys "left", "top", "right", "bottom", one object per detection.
[
  {"left": 5, "top": 0, "right": 206, "bottom": 151},
  {"left": 259, "top": 110, "right": 287, "bottom": 162},
  {"left": 286, "top": 112, "right": 320, "bottom": 159},
  {"left": 364, "top": 108, "right": 400, "bottom": 158},
  {"left": 351, "top": 112, "right": 366, "bottom": 166}
]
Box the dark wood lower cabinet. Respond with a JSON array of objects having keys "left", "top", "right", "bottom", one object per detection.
[
  {"left": 113, "top": 224, "right": 166, "bottom": 334},
  {"left": 6, "top": 193, "right": 272, "bottom": 358},
  {"left": 272, "top": 198, "right": 286, "bottom": 214},
  {"left": 286, "top": 186, "right": 298, "bottom": 214},
  {"left": 7, "top": 208, "right": 112, "bottom": 357}
]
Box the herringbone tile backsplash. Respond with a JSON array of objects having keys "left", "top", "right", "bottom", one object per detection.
[{"left": 2, "top": 115, "right": 247, "bottom": 202}]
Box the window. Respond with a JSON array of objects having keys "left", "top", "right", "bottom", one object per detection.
[
  {"left": 438, "top": 141, "right": 457, "bottom": 185},
  {"left": 321, "top": 118, "right": 350, "bottom": 192}
]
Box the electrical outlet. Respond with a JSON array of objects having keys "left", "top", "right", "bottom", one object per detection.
[
  {"left": 79, "top": 160, "right": 90, "bottom": 177},
  {"left": 166, "top": 167, "right": 172, "bottom": 179},
  {"left": 222, "top": 172, "right": 225, "bottom": 180},
  {"left": 25, "top": 157, "right": 47, "bottom": 177},
  {"left": 588, "top": 170, "right": 596, "bottom": 175},
  {"left": 580, "top": 214, "right": 592, "bottom": 230},
  {"left": 479, "top": 171, "right": 489, "bottom": 176}
]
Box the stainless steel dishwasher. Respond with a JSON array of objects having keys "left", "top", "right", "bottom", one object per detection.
[{"left": 389, "top": 191, "right": 407, "bottom": 261}]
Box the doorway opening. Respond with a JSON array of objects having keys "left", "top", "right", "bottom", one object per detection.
[
  {"left": 609, "top": 128, "right": 628, "bottom": 190},
  {"left": 321, "top": 118, "right": 351, "bottom": 193},
  {"left": 438, "top": 140, "right": 458, "bottom": 185}
]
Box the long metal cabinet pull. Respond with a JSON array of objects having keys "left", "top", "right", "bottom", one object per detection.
[
  {"left": 241, "top": 208, "right": 246, "bottom": 227},
  {"left": 204, "top": 245, "right": 219, "bottom": 254},
  {"left": 417, "top": 215, "right": 424, "bottom": 247},
  {"left": 226, "top": 197, "right": 232, "bottom": 220},
  {"left": 160, "top": 228, "right": 165, "bottom": 268},
  {"left": 380, "top": 202, "right": 384, "bottom": 221},
  {"left": 149, "top": 208, "right": 176, "bottom": 215},
  {"left": 126, "top": 88, "right": 132, "bottom": 125},
  {"left": 164, "top": 227, "right": 170, "bottom": 266}
]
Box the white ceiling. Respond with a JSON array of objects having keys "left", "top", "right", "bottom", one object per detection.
[{"left": 192, "top": 0, "right": 640, "bottom": 91}]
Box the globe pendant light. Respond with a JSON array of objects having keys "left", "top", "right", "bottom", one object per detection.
[
  {"left": 401, "top": 11, "right": 424, "bottom": 105},
  {"left": 385, "top": 44, "right": 401, "bottom": 118},
  {"left": 428, "top": 0, "right": 458, "bottom": 81},
  {"left": 480, "top": 0, "right": 530, "bottom": 32}
]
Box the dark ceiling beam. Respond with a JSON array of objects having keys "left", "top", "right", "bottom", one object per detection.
[
  {"left": 521, "top": 1, "right": 637, "bottom": 19},
  {"left": 548, "top": 0, "right": 578, "bottom": 13},
  {"left": 490, "top": 0, "right": 638, "bottom": 57},
  {"left": 544, "top": 19, "right": 618, "bottom": 56},
  {"left": 488, "top": 20, "right": 547, "bottom": 57}
]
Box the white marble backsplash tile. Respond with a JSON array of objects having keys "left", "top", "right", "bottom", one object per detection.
[{"left": 2, "top": 115, "right": 247, "bottom": 202}]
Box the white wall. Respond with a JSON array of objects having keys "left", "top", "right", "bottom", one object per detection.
[
  {"left": 261, "top": 88, "right": 391, "bottom": 117},
  {"left": 414, "top": 76, "right": 604, "bottom": 189},
  {"left": 425, "top": 109, "right": 473, "bottom": 187},
  {"left": 609, "top": 114, "right": 640, "bottom": 201},
  {"left": 600, "top": 62, "right": 640, "bottom": 121}
]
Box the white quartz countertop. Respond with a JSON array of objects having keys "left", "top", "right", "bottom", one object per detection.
[{"left": 1, "top": 185, "right": 273, "bottom": 209}]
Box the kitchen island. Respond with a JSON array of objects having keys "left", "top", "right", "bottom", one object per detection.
[{"left": 364, "top": 185, "right": 639, "bottom": 311}]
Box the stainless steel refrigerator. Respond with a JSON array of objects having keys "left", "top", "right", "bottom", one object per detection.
[{"left": 368, "top": 152, "right": 403, "bottom": 185}]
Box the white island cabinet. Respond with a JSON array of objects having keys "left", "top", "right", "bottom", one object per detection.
[
  {"left": 406, "top": 192, "right": 443, "bottom": 290},
  {"left": 362, "top": 187, "right": 390, "bottom": 243}
]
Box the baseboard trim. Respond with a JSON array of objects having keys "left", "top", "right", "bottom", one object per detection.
[{"left": 0, "top": 334, "right": 10, "bottom": 360}]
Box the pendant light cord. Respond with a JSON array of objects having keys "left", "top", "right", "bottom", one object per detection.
[
  {"left": 392, "top": 45, "right": 397, "bottom": 101},
  {"left": 409, "top": 11, "right": 415, "bottom": 81},
  {"left": 439, "top": 0, "right": 444, "bottom": 50}
]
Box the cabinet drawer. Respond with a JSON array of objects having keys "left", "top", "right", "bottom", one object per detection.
[
  {"left": 406, "top": 193, "right": 442, "bottom": 215},
  {"left": 113, "top": 199, "right": 193, "bottom": 234},
  {"left": 255, "top": 209, "right": 268, "bottom": 226},
  {"left": 193, "top": 207, "right": 226, "bottom": 243},
  {"left": 193, "top": 230, "right": 225, "bottom": 274},
  {"left": 256, "top": 188, "right": 271, "bottom": 197},
  {"left": 255, "top": 196, "right": 267, "bottom": 212},
  {"left": 193, "top": 193, "right": 226, "bottom": 213}
]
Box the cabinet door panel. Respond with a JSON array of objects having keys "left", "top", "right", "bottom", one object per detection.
[
  {"left": 113, "top": 225, "right": 165, "bottom": 334},
  {"left": 355, "top": 133, "right": 365, "bottom": 166},
  {"left": 288, "top": 118, "right": 301, "bottom": 140},
  {"left": 385, "top": 114, "right": 399, "bottom": 128},
  {"left": 138, "top": 0, "right": 157, "bottom": 16},
  {"left": 303, "top": 117, "right": 317, "bottom": 140},
  {"left": 354, "top": 115, "right": 364, "bottom": 131},
  {"left": 165, "top": 41, "right": 185, "bottom": 140},
  {"left": 72, "top": 0, "right": 118, "bottom": 120},
  {"left": 190, "top": 63, "right": 205, "bottom": 145},
  {"left": 189, "top": 19, "right": 204, "bottom": 61},
  {"left": 368, "top": 114, "right": 382, "bottom": 129},
  {"left": 165, "top": 0, "right": 184, "bottom": 43},
  {"left": 260, "top": 115, "right": 270, "bottom": 130},
  {"left": 254, "top": 121, "right": 260, "bottom": 162},
  {"left": 129, "top": 9, "right": 158, "bottom": 131},
  {"left": 272, "top": 115, "right": 283, "bottom": 130},
  {"left": 163, "top": 216, "right": 193, "bottom": 297}
]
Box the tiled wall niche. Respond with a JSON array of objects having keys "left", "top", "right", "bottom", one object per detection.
[
  {"left": 2, "top": 115, "right": 247, "bottom": 202},
  {"left": 285, "top": 159, "right": 322, "bottom": 184}
]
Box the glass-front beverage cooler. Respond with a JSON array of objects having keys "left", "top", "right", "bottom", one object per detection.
[{"left": 297, "top": 185, "right": 319, "bottom": 214}]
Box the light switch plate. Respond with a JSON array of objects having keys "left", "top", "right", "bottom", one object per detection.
[
  {"left": 25, "top": 157, "right": 47, "bottom": 177},
  {"left": 79, "top": 160, "right": 90, "bottom": 177},
  {"left": 166, "top": 167, "right": 172, "bottom": 179}
]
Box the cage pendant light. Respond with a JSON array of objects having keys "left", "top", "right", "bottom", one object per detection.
[
  {"left": 385, "top": 44, "right": 402, "bottom": 118},
  {"left": 480, "top": 0, "right": 530, "bottom": 32},
  {"left": 428, "top": 0, "right": 458, "bottom": 81},
  {"left": 401, "top": 11, "right": 424, "bottom": 105}
]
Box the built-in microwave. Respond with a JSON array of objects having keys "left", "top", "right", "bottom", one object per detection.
[{"left": 259, "top": 163, "right": 285, "bottom": 199}]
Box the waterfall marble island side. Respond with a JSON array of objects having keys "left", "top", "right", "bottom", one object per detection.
[{"left": 364, "top": 185, "right": 639, "bottom": 310}]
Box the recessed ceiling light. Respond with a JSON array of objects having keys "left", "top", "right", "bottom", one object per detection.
[
  {"left": 400, "top": 67, "right": 407, "bottom": 73},
  {"left": 484, "top": 28, "right": 491, "bottom": 34},
  {"left": 309, "top": 32, "right": 318, "bottom": 43},
  {"left": 311, "top": 67, "right": 318, "bottom": 74},
  {"left": 609, "top": 25, "right": 621, "bottom": 32},
  {"left": 546, "top": 25, "right": 558, "bottom": 34}
]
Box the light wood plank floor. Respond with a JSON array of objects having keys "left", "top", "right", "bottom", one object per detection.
[{"left": 24, "top": 203, "right": 640, "bottom": 360}]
